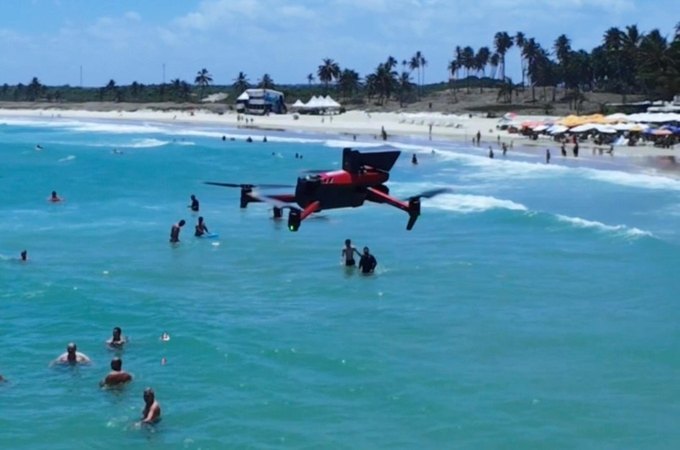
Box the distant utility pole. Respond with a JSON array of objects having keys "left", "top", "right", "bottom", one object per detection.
[
  {"left": 79, "top": 65, "right": 83, "bottom": 88},
  {"left": 162, "top": 63, "right": 166, "bottom": 84}
]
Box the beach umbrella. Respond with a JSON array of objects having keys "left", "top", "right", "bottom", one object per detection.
[
  {"left": 570, "top": 123, "right": 598, "bottom": 133},
  {"left": 548, "top": 125, "right": 568, "bottom": 134}
]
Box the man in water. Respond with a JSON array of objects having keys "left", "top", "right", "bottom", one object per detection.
[
  {"left": 546, "top": 148, "right": 551, "bottom": 164},
  {"left": 194, "top": 216, "right": 209, "bottom": 237},
  {"left": 189, "top": 195, "right": 199, "bottom": 212},
  {"left": 411, "top": 154, "right": 418, "bottom": 165},
  {"left": 100, "top": 357, "right": 132, "bottom": 387},
  {"left": 141, "top": 387, "right": 162, "bottom": 424},
  {"left": 341, "top": 239, "right": 361, "bottom": 267},
  {"left": 54, "top": 342, "right": 91, "bottom": 365},
  {"left": 50, "top": 191, "right": 62, "bottom": 202},
  {"left": 20, "top": 250, "right": 27, "bottom": 261},
  {"left": 107, "top": 326, "right": 127, "bottom": 348},
  {"left": 358, "top": 247, "right": 378, "bottom": 274},
  {"left": 170, "top": 220, "right": 186, "bottom": 243}
]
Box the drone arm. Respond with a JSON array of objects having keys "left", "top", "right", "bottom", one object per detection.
[
  {"left": 366, "top": 187, "right": 420, "bottom": 230},
  {"left": 366, "top": 187, "right": 409, "bottom": 212}
]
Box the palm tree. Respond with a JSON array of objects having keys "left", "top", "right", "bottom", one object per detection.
[
  {"left": 258, "top": 74, "right": 275, "bottom": 89},
  {"left": 522, "top": 38, "right": 541, "bottom": 102},
  {"left": 494, "top": 31, "right": 514, "bottom": 81},
  {"left": 396, "top": 72, "right": 415, "bottom": 106},
  {"left": 460, "top": 46, "right": 475, "bottom": 92},
  {"left": 489, "top": 53, "right": 500, "bottom": 80},
  {"left": 638, "top": 29, "right": 672, "bottom": 97},
  {"left": 306, "top": 73, "right": 315, "bottom": 86},
  {"left": 475, "top": 47, "right": 491, "bottom": 92},
  {"left": 194, "top": 68, "right": 213, "bottom": 100},
  {"left": 233, "top": 72, "right": 250, "bottom": 94},
  {"left": 317, "top": 58, "right": 340, "bottom": 93},
  {"left": 515, "top": 32, "right": 526, "bottom": 86},
  {"left": 338, "top": 69, "right": 361, "bottom": 100},
  {"left": 554, "top": 34, "right": 571, "bottom": 95},
  {"left": 409, "top": 53, "right": 421, "bottom": 97},
  {"left": 27, "top": 77, "right": 43, "bottom": 101}
]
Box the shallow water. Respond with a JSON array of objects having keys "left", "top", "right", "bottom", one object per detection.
[{"left": 1, "top": 117, "right": 679, "bottom": 449}]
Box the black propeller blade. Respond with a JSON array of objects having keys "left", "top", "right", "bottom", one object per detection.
[
  {"left": 409, "top": 187, "right": 452, "bottom": 200},
  {"left": 204, "top": 182, "right": 293, "bottom": 189}
]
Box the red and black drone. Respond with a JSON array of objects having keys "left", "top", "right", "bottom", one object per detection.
[{"left": 206, "top": 147, "right": 449, "bottom": 231}]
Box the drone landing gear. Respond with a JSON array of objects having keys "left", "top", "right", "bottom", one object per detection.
[
  {"left": 287, "top": 201, "right": 320, "bottom": 232},
  {"left": 406, "top": 197, "right": 421, "bottom": 230}
]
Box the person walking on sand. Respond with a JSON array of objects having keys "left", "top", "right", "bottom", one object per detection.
[{"left": 381, "top": 126, "right": 387, "bottom": 141}]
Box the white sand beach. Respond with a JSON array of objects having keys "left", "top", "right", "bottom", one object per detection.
[{"left": 0, "top": 107, "right": 677, "bottom": 165}]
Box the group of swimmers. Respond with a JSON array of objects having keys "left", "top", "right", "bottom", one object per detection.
[
  {"left": 170, "top": 195, "right": 211, "bottom": 243},
  {"left": 29, "top": 327, "right": 163, "bottom": 425},
  {"left": 341, "top": 239, "right": 377, "bottom": 274}
]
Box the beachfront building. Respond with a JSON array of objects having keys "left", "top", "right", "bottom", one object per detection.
[{"left": 235, "top": 89, "right": 286, "bottom": 115}]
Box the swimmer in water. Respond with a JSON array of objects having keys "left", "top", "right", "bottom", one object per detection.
[
  {"left": 49, "top": 191, "right": 62, "bottom": 202},
  {"left": 106, "top": 326, "right": 127, "bottom": 348},
  {"left": 160, "top": 332, "right": 170, "bottom": 341},
  {"left": 20, "top": 250, "right": 27, "bottom": 261},
  {"left": 170, "top": 220, "right": 186, "bottom": 243},
  {"left": 141, "top": 388, "right": 162, "bottom": 424},
  {"left": 100, "top": 357, "right": 132, "bottom": 388},
  {"left": 341, "top": 239, "right": 360, "bottom": 267},
  {"left": 411, "top": 153, "right": 418, "bottom": 165},
  {"left": 194, "top": 216, "right": 209, "bottom": 237},
  {"left": 188, "top": 195, "right": 199, "bottom": 212},
  {"left": 53, "top": 342, "right": 91, "bottom": 365},
  {"left": 358, "top": 247, "right": 378, "bottom": 274}
]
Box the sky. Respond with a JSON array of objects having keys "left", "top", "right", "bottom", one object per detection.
[{"left": 0, "top": 0, "right": 677, "bottom": 87}]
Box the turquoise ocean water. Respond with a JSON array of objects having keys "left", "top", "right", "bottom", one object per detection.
[{"left": 0, "top": 116, "right": 679, "bottom": 449}]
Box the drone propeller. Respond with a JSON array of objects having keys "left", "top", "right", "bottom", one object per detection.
[
  {"left": 204, "top": 182, "right": 293, "bottom": 189},
  {"left": 408, "top": 187, "right": 452, "bottom": 200}
]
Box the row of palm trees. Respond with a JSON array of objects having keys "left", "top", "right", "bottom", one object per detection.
[{"left": 449, "top": 23, "right": 680, "bottom": 101}]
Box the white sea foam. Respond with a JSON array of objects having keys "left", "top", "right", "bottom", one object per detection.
[
  {"left": 424, "top": 193, "right": 528, "bottom": 213},
  {"left": 580, "top": 167, "right": 680, "bottom": 191},
  {"left": 57, "top": 155, "right": 76, "bottom": 162},
  {"left": 125, "top": 138, "right": 170, "bottom": 148},
  {"left": 555, "top": 214, "right": 652, "bottom": 238}
]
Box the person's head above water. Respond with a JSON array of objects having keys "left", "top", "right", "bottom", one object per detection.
[
  {"left": 363, "top": 247, "right": 370, "bottom": 254},
  {"left": 20, "top": 250, "right": 27, "bottom": 261},
  {"left": 345, "top": 239, "right": 351, "bottom": 246},
  {"left": 144, "top": 387, "right": 155, "bottom": 402},
  {"left": 112, "top": 327, "right": 122, "bottom": 339},
  {"left": 198, "top": 216, "right": 204, "bottom": 223},
  {"left": 178, "top": 220, "right": 186, "bottom": 227},
  {"left": 111, "top": 357, "right": 122, "bottom": 371},
  {"left": 191, "top": 195, "right": 196, "bottom": 200}
]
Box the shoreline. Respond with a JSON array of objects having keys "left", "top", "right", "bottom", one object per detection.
[{"left": 1, "top": 106, "right": 678, "bottom": 175}]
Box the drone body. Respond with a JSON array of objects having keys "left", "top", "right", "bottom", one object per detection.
[{"left": 206, "top": 147, "right": 448, "bottom": 231}]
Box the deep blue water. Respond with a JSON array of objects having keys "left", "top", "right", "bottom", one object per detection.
[{"left": 1, "top": 116, "right": 679, "bottom": 449}]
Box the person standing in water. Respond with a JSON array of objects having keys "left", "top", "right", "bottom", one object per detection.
[
  {"left": 194, "top": 216, "right": 209, "bottom": 237},
  {"left": 100, "top": 357, "right": 132, "bottom": 387},
  {"left": 141, "top": 388, "right": 162, "bottom": 424},
  {"left": 188, "top": 195, "right": 199, "bottom": 212},
  {"left": 546, "top": 149, "right": 551, "bottom": 164},
  {"left": 49, "top": 191, "right": 62, "bottom": 202},
  {"left": 341, "top": 239, "right": 361, "bottom": 267},
  {"left": 358, "top": 247, "right": 378, "bottom": 274},
  {"left": 107, "top": 326, "right": 127, "bottom": 348},
  {"left": 53, "top": 342, "right": 91, "bottom": 365},
  {"left": 170, "top": 220, "right": 186, "bottom": 243}
]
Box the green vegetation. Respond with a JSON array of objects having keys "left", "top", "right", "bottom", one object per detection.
[{"left": 1, "top": 23, "right": 678, "bottom": 111}]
